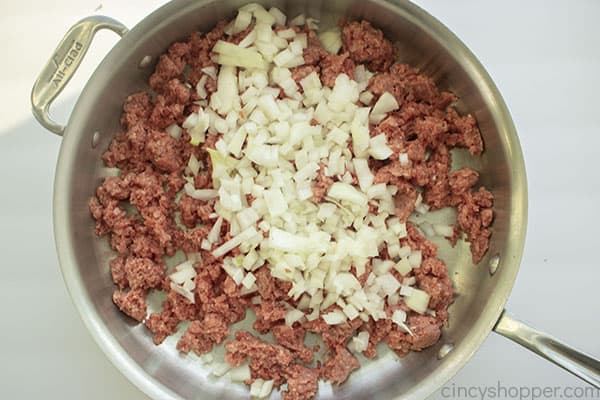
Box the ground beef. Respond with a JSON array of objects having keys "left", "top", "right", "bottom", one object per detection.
[
  {"left": 177, "top": 313, "right": 230, "bottom": 355},
  {"left": 322, "top": 346, "right": 360, "bottom": 385},
  {"left": 273, "top": 325, "right": 314, "bottom": 363},
  {"left": 122, "top": 257, "right": 165, "bottom": 290},
  {"left": 319, "top": 53, "right": 355, "bottom": 87},
  {"left": 282, "top": 365, "right": 320, "bottom": 400},
  {"left": 113, "top": 289, "right": 147, "bottom": 322},
  {"left": 226, "top": 331, "right": 295, "bottom": 386},
  {"left": 291, "top": 65, "right": 320, "bottom": 84},
  {"left": 342, "top": 21, "right": 395, "bottom": 72}
]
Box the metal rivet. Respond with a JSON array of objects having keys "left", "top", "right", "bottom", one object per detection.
[
  {"left": 438, "top": 343, "right": 454, "bottom": 359},
  {"left": 489, "top": 253, "right": 501, "bottom": 275},
  {"left": 91, "top": 131, "right": 100, "bottom": 148},
  {"left": 139, "top": 55, "right": 152, "bottom": 69}
]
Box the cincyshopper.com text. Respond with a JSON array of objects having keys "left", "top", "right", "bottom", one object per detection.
[{"left": 440, "top": 381, "right": 600, "bottom": 400}]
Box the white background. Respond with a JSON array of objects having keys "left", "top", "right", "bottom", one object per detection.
[{"left": 1, "top": 0, "right": 599, "bottom": 399}]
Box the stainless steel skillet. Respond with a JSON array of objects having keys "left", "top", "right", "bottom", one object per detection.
[{"left": 31, "top": 0, "right": 600, "bottom": 398}]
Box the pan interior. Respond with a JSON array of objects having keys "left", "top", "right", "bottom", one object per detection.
[{"left": 53, "top": 0, "right": 527, "bottom": 399}]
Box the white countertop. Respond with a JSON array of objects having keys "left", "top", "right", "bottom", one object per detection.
[{"left": 1, "top": 1, "right": 599, "bottom": 399}]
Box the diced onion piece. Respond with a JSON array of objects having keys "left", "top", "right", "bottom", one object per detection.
[
  {"left": 187, "top": 154, "right": 200, "bottom": 175},
  {"left": 210, "top": 362, "right": 231, "bottom": 377},
  {"left": 343, "top": 304, "right": 360, "bottom": 320},
  {"left": 232, "top": 10, "right": 252, "bottom": 34},
  {"left": 352, "top": 158, "right": 374, "bottom": 192},
  {"left": 201, "top": 66, "right": 217, "bottom": 81},
  {"left": 400, "top": 285, "right": 414, "bottom": 297},
  {"left": 166, "top": 124, "right": 182, "bottom": 139},
  {"left": 213, "top": 41, "right": 268, "bottom": 70},
  {"left": 392, "top": 309, "right": 407, "bottom": 325},
  {"left": 327, "top": 182, "right": 368, "bottom": 205},
  {"left": 375, "top": 273, "right": 401, "bottom": 296},
  {"left": 184, "top": 183, "right": 218, "bottom": 200},
  {"left": 319, "top": 29, "right": 342, "bottom": 54},
  {"left": 395, "top": 258, "right": 412, "bottom": 275},
  {"left": 263, "top": 187, "right": 288, "bottom": 217},
  {"left": 269, "top": 228, "right": 307, "bottom": 252},
  {"left": 399, "top": 152, "right": 409, "bottom": 166},
  {"left": 285, "top": 309, "right": 304, "bottom": 326},
  {"left": 229, "top": 363, "right": 251, "bottom": 382},
  {"left": 207, "top": 216, "right": 224, "bottom": 244},
  {"left": 408, "top": 250, "right": 422, "bottom": 268},
  {"left": 370, "top": 92, "right": 399, "bottom": 124},
  {"left": 368, "top": 134, "right": 393, "bottom": 160},
  {"left": 170, "top": 281, "right": 195, "bottom": 303},
  {"left": 250, "top": 379, "right": 264, "bottom": 397},
  {"left": 269, "top": 7, "right": 286, "bottom": 25},
  {"left": 351, "top": 331, "right": 370, "bottom": 353},
  {"left": 323, "top": 310, "right": 347, "bottom": 325},
  {"left": 259, "top": 380, "right": 274, "bottom": 398},
  {"left": 213, "top": 227, "right": 258, "bottom": 258},
  {"left": 405, "top": 288, "right": 431, "bottom": 314},
  {"left": 289, "top": 14, "right": 306, "bottom": 26}
]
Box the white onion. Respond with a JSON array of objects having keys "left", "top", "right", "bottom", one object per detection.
[
  {"left": 229, "top": 363, "right": 251, "bottom": 382},
  {"left": 184, "top": 183, "right": 218, "bottom": 200},
  {"left": 399, "top": 152, "right": 409, "bottom": 166},
  {"left": 404, "top": 288, "right": 431, "bottom": 314},
  {"left": 210, "top": 362, "right": 231, "bottom": 377},
  {"left": 259, "top": 380, "right": 274, "bottom": 398},
  {"left": 213, "top": 41, "right": 268, "bottom": 70},
  {"left": 285, "top": 309, "right": 304, "bottom": 326},
  {"left": 327, "top": 182, "right": 368, "bottom": 205},
  {"left": 370, "top": 92, "right": 399, "bottom": 124},
  {"left": 269, "top": 7, "right": 286, "bottom": 25},
  {"left": 166, "top": 124, "right": 183, "bottom": 139},
  {"left": 213, "top": 227, "right": 258, "bottom": 258},
  {"left": 408, "top": 250, "right": 422, "bottom": 268},
  {"left": 323, "top": 309, "right": 347, "bottom": 325},
  {"left": 394, "top": 258, "right": 412, "bottom": 276},
  {"left": 319, "top": 29, "right": 342, "bottom": 54},
  {"left": 368, "top": 134, "right": 393, "bottom": 160}
]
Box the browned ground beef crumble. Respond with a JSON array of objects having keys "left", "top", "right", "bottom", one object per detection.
[{"left": 89, "top": 18, "right": 494, "bottom": 400}]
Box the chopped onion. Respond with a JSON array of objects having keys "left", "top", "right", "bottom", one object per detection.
[
  {"left": 184, "top": 183, "right": 218, "bottom": 200},
  {"left": 207, "top": 216, "right": 223, "bottom": 244},
  {"left": 408, "top": 250, "right": 422, "bottom": 268},
  {"left": 213, "top": 227, "right": 258, "bottom": 258},
  {"left": 394, "top": 258, "right": 412, "bottom": 276},
  {"left": 405, "top": 288, "right": 430, "bottom": 314},
  {"left": 370, "top": 92, "right": 399, "bottom": 124},
  {"left": 392, "top": 309, "right": 407, "bottom": 325},
  {"left": 187, "top": 154, "right": 200, "bottom": 175},
  {"left": 210, "top": 362, "right": 231, "bottom": 377},
  {"left": 285, "top": 308, "right": 304, "bottom": 326},
  {"left": 351, "top": 331, "right": 370, "bottom": 353},
  {"left": 327, "top": 182, "right": 368, "bottom": 205},
  {"left": 213, "top": 41, "right": 268, "bottom": 70},
  {"left": 319, "top": 29, "right": 342, "bottom": 54},
  {"left": 259, "top": 380, "right": 274, "bottom": 398},
  {"left": 352, "top": 158, "right": 374, "bottom": 192},
  {"left": 399, "top": 152, "right": 409, "bottom": 166},
  {"left": 166, "top": 124, "right": 182, "bottom": 139},
  {"left": 323, "top": 309, "right": 347, "bottom": 325},
  {"left": 269, "top": 7, "right": 286, "bottom": 25},
  {"left": 229, "top": 363, "right": 251, "bottom": 382},
  {"left": 368, "top": 134, "right": 393, "bottom": 160}
]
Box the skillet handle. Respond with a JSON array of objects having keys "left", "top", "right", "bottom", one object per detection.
[
  {"left": 31, "top": 16, "right": 128, "bottom": 136},
  {"left": 494, "top": 310, "right": 600, "bottom": 388}
]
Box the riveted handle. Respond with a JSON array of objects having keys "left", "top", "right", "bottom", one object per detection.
[
  {"left": 31, "top": 16, "right": 128, "bottom": 136},
  {"left": 495, "top": 310, "right": 600, "bottom": 388}
]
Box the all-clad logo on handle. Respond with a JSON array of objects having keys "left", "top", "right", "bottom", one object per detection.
[{"left": 51, "top": 40, "right": 83, "bottom": 88}]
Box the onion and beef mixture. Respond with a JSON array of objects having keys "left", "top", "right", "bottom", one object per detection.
[{"left": 89, "top": 4, "right": 493, "bottom": 399}]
